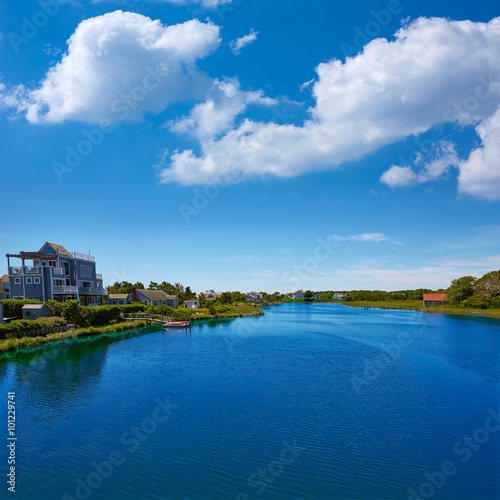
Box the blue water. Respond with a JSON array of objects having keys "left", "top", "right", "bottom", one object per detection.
[{"left": 0, "top": 303, "right": 499, "bottom": 499}]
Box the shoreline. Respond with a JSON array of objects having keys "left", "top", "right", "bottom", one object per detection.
[{"left": 342, "top": 302, "right": 500, "bottom": 320}]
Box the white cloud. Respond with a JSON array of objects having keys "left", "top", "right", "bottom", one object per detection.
[
  {"left": 380, "top": 166, "right": 417, "bottom": 187},
  {"left": 381, "top": 141, "right": 460, "bottom": 187},
  {"left": 0, "top": 11, "right": 220, "bottom": 124},
  {"left": 332, "top": 233, "right": 400, "bottom": 244},
  {"left": 159, "top": 16, "right": 500, "bottom": 188},
  {"left": 458, "top": 106, "right": 500, "bottom": 200},
  {"left": 229, "top": 29, "right": 259, "bottom": 55},
  {"left": 167, "top": 77, "right": 275, "bottom": 141},
  {"left": 93, "top": 0, "right": 233, "bottom": 7}
]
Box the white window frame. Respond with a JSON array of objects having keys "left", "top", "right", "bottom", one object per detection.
[
  {"left": 14, "top": 278, "right": 21, "bottom": 284},
  {"left": 34, "top": 277, "right": 41, "bottom": 284},
  {"left": 26, "top": 277, "right": 33, "bottom": 284}
]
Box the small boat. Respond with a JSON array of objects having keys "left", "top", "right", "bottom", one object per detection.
[{"left": 163, "top": 321, "right": 191, "bottom": 329}]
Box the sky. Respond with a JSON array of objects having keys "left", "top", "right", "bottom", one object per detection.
[{"left": 0, "top": 0, "right": 499, "bottom": 293}]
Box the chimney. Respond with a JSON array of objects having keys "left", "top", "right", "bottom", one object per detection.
[{"left": 131, "top": 286, "right": 137, "bottom": 302}]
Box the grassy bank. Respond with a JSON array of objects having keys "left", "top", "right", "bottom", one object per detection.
[
  {"left": 344, "top": 300, "right": 500, "bottom": 319},
  {"left": 0, "top": 320, "right": 152, "bottom": 354},
  {"left": 184, "top": 304, "right": 265, "bottom": 320}
]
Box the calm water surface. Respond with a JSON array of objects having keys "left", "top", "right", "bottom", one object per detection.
[{"left": 0, "top": 303, "right": 499, "bottom": 499}]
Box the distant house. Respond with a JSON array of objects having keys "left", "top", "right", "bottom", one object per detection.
[
  {"left": 200, "top": 290, "right": 223, "bottom": 301},
  {"left": 246, "top": 292, "right": 263, "bottom": 302},
  {"left": 333, "top": 293, "right": 346, "bottom": 299},
  {"left": 184, "top": 300, "right": 200, "bottom": 309},
  {"left": 22, "top": 304, "right": 52, "bottom": 320},
  {"left": 423, "top": 294, "right": 448, "bottom": 307},
  {"left": 0, "top": 274, "right": 9, "bottom": 300},
  {"left": 314, "top": 293, "right": 323, "bottom": 299},
  {"left": 291, "top": 290, "right": 304, "bottom": 300},
  {"left": 108, "top": 293, "right": 131, "bottom": 305},
  {"left": 135, "top": 289, "right": 178, "bottom": 309}
]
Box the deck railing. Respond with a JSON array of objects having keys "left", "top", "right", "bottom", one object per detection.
[{"left": 72, "top": 252, "right": 95, "bottom": 262}]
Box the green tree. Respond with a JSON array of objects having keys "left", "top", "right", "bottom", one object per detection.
[
  {"left": 447, "top": 276, "right": 476, "bottom": 303},
  {"left": 304, "top": 290, "right": 314, "bottom": 301},
  {"left": 474, "top": 270, "right": 500, "bottom": 299}
]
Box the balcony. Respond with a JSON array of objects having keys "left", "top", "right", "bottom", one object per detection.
[
  {"left": 8, "top": 267, "right": 23, "bottom": 275},
  {"left": 96, "top": 274, "right": 103, "bottom": 280},
  {"left": 53, "top": 268, "right": 65, "bottom": 276},
  {"left": 53, "top": 286, "right": 78, "bottom": 294},
  {"left": 26, "top": 266, "right": 42, "bottom": 274},
  {"left": 79, "top": 287, "right": 105, "bottom": 295},
  {"left": 72, "top": 252, "right": 95, "bottom": 262}
]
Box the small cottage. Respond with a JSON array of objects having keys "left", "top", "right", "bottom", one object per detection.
[
  {"left": 423, "top": 294, "right": 448, "bottom": 307},
  {"left": 184, "top": 300, "right": 201, "bottom": 309},
  {"left": 108, "top": 294, "right": 131, "bottom": 305},
  {"left": 22, "top": 304, "right": 52, "bottom": 320}
]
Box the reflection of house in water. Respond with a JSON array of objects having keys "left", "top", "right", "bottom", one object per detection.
[{"left": 13, "top": 336, "right": 111, "bottom": 406}]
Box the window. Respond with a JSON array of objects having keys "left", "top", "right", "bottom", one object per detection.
[
  {"left": 49, "top": 261, "right": 56, "bottom": 267},
  {"left": 97, "top": 282, "right": 101, "bottom": 288},
  {"left": 26, "top": 277, "right": 32, "bottom": 284},
  {"left": 34, "top": 277, "right": 41, "bottom": 284},
  {"left": 80, "top": 265, "right": 86, "bottom": 277},
  {"left": 87, "top": 266, "right": 92, "bottom": 277},
  {"left": 14, "top": 278, "right": 21, "bottom": 284}
]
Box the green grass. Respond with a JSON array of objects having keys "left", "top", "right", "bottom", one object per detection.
[
  {"left": 180, "top": 303, "right": 265, "bottom": 320},
  {"left": 344, "top": 300, "right": 500, "bottom": 319},
  {"left": 0, "top": 320, "right": 152, "bottom": 354}
]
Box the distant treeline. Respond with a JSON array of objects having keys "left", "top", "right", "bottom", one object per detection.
[{"left": 344, "top": 289, "right": 437, "bottom": 302}]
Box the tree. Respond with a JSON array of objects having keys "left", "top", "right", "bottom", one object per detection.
[
  {"left": 474, "top": 270, "right": 500, "bottom": 299},
  {"left": 447, "top": 276, "right": 476, "bottom": 303},
  {"left": 304, "top": 290, "right": 314, "bottom": 301}
]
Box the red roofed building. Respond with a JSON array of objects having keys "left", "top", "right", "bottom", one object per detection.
[{"left": 423, "top": 294, "right": 448, "bottom": 307}]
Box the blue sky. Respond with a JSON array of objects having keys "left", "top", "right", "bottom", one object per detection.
[{"left": 0, "top": 0, "right": 499, "bottom": 293}]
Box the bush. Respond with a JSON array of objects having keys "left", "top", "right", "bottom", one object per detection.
[
  {"left": 80, "top": 305, "right": 122, "bottom": 327},
  {"left": 489, "top": 296, "right": 500, "bottom": 308},
  {"left": 461, "top": 296, "right": 489, "bottom": 309},
  {"left": 0, "top": 299, "right": 43, "bottom": 320},
  {"left": 0, "top": 317, "right": 67, "bottom": 337}
]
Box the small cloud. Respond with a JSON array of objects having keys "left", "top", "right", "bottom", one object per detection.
[
  {"left": 380, "top": 165, "right": 417, "bottom": 187},
  {"left": 299, "top": 78, "right": 315, "bottom": 92},
  {"left": 229, "top": 29, "right": 258, "bottom": 55},
  {"left": 331, "top": 233, "right": 401, "bottom": 244},
  {"left": 44, "top": 44, "right": 62, "bottom": 57}
]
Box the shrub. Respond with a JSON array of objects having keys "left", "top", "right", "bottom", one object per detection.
[
  {"left": 80, "top": 305, "right": 122, "bottom": 327},
  {"left": 461, "top": 296, "right": 489, "bottom": 309},
  {"left": 0, "top": 299, "right": 43, "bottom": 320},
  {"left": 0, "top": 317, "right": 66, "bottom": 337}
]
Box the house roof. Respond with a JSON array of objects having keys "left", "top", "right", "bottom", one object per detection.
[
  {"left": 42, "top": 242, "right": 72, "bottom": 257},
  {"left": 0, "top": 274, "right": 8, "bottom": 283},
  {"left": 137, "top": 289, "right": 177, "bottom": 300},
  {"left": 21, "top": 304, "right": 48, "bottom": 310},
  {"left": 423, "top": 294, "right": 448, "bottom": 301},
  {"left": 108, "top": 294, "right": 130, "bottom": 299}
]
